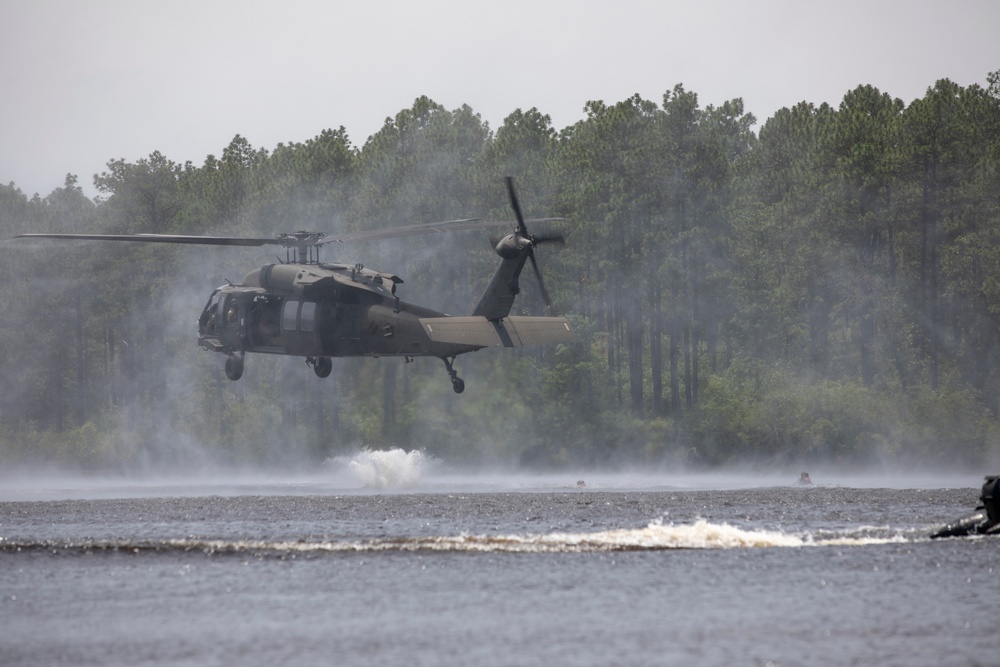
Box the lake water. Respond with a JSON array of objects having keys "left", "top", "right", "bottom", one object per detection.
[{"left": 1, "top": 455, "right": 995, "bottom": 666}]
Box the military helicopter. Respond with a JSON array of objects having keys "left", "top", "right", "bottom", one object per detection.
[{"left": 17, "top": 177, "right": 572, "bottom": 393}]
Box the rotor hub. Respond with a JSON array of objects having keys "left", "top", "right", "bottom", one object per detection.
[{"left": 495, "top": 233, "right": 528, "bottom": 259}]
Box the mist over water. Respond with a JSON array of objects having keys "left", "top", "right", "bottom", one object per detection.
[{"left": 0, "top": 442, "right": 985, "bottom": 504}]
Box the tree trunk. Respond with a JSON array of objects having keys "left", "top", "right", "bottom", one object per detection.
[
  {"left": 628, "top": 285, "right": 644, "bottom": 416},
  {"left": 669, "top": 282, "right": 681, "bottom": 415},
  {"left": 650, "top": 281, "right": 663, "bottom": 415}
]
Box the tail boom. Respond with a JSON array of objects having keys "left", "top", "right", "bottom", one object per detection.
[{"left": 420, "top": 316, "right": 573, "bottom": 348}]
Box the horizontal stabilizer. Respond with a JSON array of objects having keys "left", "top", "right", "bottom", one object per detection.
[{"left": 421, "top": 316, "right": 573, "bottom": 348}]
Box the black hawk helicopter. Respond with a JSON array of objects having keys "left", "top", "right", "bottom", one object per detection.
[{"left": 16, "top": 177, "right": 572, "bottom": 393}]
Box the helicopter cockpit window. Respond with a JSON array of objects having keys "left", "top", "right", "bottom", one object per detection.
[
  {"left": 281, "top": 300, "right": 298, "bottom": 332},
  {"left": 200, "top": 290, "right": 223, "bottom": 334}
]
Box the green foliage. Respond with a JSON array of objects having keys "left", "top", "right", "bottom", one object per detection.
[{"left": 2, "top": 76, "right": 1000, "bottom": 472}]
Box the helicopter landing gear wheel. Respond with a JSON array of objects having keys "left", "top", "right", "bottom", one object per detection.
[
  {"left": 309, "top": 356, "right": 333, "bottom": 379},
  {"left": 224, "top": 354, "right": 244, "bottom": 381},
  {"left": 442, "top": 356, "right": 465, "bottom": 394}
]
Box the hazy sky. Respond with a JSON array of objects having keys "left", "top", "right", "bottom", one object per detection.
[{"left": 2, "top": 0, "right": 997, "bottom": 198}]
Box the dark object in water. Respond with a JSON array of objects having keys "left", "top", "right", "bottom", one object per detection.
[
  {"left": 798, "top": 472, "right": 812, "bottom": 485},
  {"left": 931, "top": 475, "right": 1000, "bottom": 538}
]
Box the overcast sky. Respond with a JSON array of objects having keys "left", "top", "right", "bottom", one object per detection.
[{"left": 2, "top": 0, "right": 997, "bottom": 198}]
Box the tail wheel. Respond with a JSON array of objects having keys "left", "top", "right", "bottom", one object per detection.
[{"left": 442, "top": 356, "right": 465, "bottom": 393}]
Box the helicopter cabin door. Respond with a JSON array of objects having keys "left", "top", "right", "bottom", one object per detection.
[
  {"left": 248, "top": 294, "right": 283, "bottom": 351},
  {"left": 280, "top": 299, "right": 323, "bottom": 356}
]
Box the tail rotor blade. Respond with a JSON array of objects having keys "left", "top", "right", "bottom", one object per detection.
[
  {"left": 506, "top": 176, "right": 527, "bottom": 235},
  {"left": 528, "top": 251, "right": 553, "bottom": 309},
  {"left": 532, "top": 233, "right": 565, "bottom": 246}
]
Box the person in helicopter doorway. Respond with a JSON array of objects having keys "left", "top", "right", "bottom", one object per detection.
[
  {"left": 226, "top": 299, "right": 238, "bottom": 327},
  {"left": 256, "top": 303, "right": 281, "bottom": 346}
]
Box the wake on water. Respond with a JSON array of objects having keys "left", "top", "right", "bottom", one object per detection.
[{"left": 0, "top": 518, "right": 910, "bottom": 555}]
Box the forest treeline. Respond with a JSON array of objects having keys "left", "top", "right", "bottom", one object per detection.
[{"left": 2, "top": 73, "right": 1000, "bottom": 472}]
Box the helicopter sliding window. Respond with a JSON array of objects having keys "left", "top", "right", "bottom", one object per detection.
[
  {"left": 280, "top": 300, "right": 319, "bottom": 333},
  {"left": 281, "top": 300, "right": 298, "bottom": 332},
  {"left": 300, "top": 302, "right": 317, "bottom": 333}
]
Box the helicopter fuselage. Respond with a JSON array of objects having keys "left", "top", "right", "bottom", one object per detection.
[{"left": 198, "top": 261, "right": 481, "bottom": 363}]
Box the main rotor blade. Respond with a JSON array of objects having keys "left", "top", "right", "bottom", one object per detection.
[
  {"left": 319, "top": 216, "right": 565, "bottom": 244},
  {"left": 15, "top": 233, "right": 272, "bottom": 247},
  {"left": 15, "top": 221, "right": 497, "bottom": 249},
  {"left": 318, "top": 218, "right": 487, "bottom": 244}
]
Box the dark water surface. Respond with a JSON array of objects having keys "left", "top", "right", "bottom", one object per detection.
[{"left": 0, "top": 468, "right": 995, "bottom": 666}]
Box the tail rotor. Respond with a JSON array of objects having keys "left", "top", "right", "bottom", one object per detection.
[{"left": 504, "top": 177, "right": 564, "bottom": 311}]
